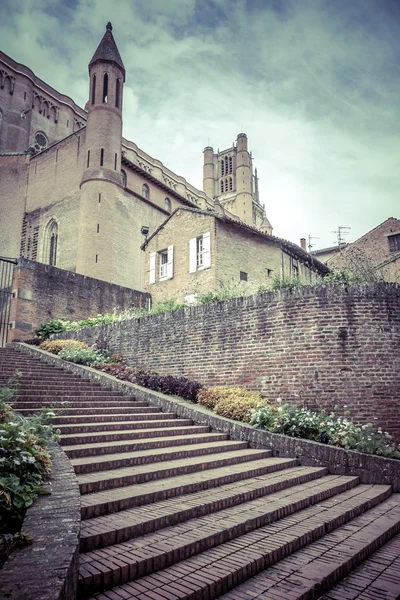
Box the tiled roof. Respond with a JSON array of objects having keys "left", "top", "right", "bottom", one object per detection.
[
  {"left": 89, "top": 22, "right": 125, "bottom": 79},
  {"left": 142, "top": 207, "right": 330, "bottom": 274}
]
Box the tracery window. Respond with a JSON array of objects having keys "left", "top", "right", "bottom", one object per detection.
[{"left": 33, "top": 131, "right": 48, "bottom": 154}]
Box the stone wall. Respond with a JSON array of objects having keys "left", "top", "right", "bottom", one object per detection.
[
  {"left": 0, "top": 443, "right": 80, "bottom": 600},
  {"left": 8, "top": 258, "right": 150, "bottom": 342},
  {"left": 55, "top": 282, "right": 400, "bottom": 442}
]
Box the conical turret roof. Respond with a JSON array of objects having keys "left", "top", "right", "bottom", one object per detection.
[{"left": 89, "top": 22, "right": 126, "bottom": 80}]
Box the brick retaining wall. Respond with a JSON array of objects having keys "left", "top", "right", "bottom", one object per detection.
[
  {"left": 51, "top": 283, "right": 400, "bottom": 442},
  {"left": 7, "top": 258, "right": 150, "bottom": 343},
  {"left": 0, "top": 442, "right": 80, "bottom": 600},
  {"left": 8, "top": 342, "right": 400, "bottom": 492}
]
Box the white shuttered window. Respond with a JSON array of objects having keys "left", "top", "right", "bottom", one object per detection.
[
  {"left": 189, "top": 232, "right": 211, "bottom": 273},
  {"left": 167, "top": 245, "right": 174, "bottom": 279}
]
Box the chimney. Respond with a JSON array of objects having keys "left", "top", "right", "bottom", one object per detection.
[{"left": 300, "top": 238, "right": 307, "bottom": 251}]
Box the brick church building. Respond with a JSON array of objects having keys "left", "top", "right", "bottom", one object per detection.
[{"left": 0, "top": 23, "right": 327, "bottom": 297}]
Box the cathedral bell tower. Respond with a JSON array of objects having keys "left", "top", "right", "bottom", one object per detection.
[{"left": 76, "top": 22, "right": 126, "bottom": 284}]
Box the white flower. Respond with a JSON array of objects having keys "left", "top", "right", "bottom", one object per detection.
[{"left": 0, "top": 457, "right": 6, "bottom": 463}]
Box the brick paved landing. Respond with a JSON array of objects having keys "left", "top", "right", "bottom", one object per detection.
[{"left": 2, "top": 346, "right": 400, "bottom": 600}]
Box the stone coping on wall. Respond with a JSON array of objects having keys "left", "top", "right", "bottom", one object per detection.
[
  {"left": 0, "top": 442, "right": 80, "bottom": 600},
  {"left": 8, "top": 342, "right": 400, "bottom": 492}
]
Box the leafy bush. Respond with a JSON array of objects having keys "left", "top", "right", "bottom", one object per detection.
[
  {"left": 12, "top": 338, "right": 42, "bottom": 346},
  {"left": 198, "top": 386, "right": 266, "bottom": 422},
  {"left": 58, "top": 347, "right": 110, "bottom": 365},
  {"left": 35, "top": 320, "right": 67, "bottom": 339},
  {"left": 0, "top": 378, "right": 59, "bottom": 533},
  {"left": 198, "top": 280, "right": 248, "bottom": 305},
  {"left": 39, "top": 339, "right": 88, "bottom": 355},
  {"left": 93, "top": 364, "right": 203, "bottom": 403},
  {"left": 271, "top": 276, "right": 302, "bottom": 291},
  {"left": 250, "top": 403, "right": 400, "bottom": 459}
]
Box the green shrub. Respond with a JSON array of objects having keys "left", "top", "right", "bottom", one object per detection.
[
  {"left": 39, "top": 339, "right": 89, "bottom": 355},
  {"left": 58, "top": 347, "right": 110, "bottom": 365},
  {"left": 198, "top": 280, "right": 248, "bottom": 304},
  {"left": 35, "top": 320, "right": 67, "bottom": 339},
  {"left": 271, "top": 276, "right": 302, "bottom": 291},
  {"left": 250, "top": 403, "right": 400, "bottom": 459},
  {"left": 0, "top": 391, "right": 59, "bottom": 533},
  {"left": 198, "top": 386, "right": 266, "bottom": 422}
]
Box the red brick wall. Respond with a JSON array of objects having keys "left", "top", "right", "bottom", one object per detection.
[
  {"left": 8, "top": 258, "right": 150, "bottom": 341},
  {"left": 60, "top": 283, "right": 400, "bottom": 442}
]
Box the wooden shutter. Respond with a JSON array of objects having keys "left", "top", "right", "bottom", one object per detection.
[
  {"left": 203, "top": 232, "right": 211, "bottom": 269},
  {"left": 189, "top": 238, "right": 197, "bottom": 273},
  {"left": 167, "top": 245, "right": 174, "bottom": 279},
  {"left": 149, "top": 252, "right": 156, "bottom": 284}
]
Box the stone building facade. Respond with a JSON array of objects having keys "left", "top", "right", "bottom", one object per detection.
[
  {"left": 327, "top": 218, "right": 400, "bottom": 282},
  {"left": 143, "top": 207, "right": 328, "bottom": 304},
  {"left": 0, "top": 23, "right": 281, "bottom": 295}
]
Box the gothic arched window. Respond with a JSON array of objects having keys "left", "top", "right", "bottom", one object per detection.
[
  {"left": 229, "top": 177, "right": 233, "bottom": 191},
  {"left": 221, "top": 160, "right": 224, "bottom": 176},
  {"left": 91, "top": 75, "right": 96, "bottom": 104},
  {"left": 43, "top": 220, "right": 58, "bottom": 266},
  {"left": 164, "top": 197, "right": 171, "bottom": 212},
  {"left": 229, "top": 156, "right": 233, "bottom": 173},
  {"left": 103, "top": 73, "right": 109, "bottom": 103},
  {"left": 121, "top": 170, "right": 127, "bottom": 187},
  {"left": 142, "top": 183, "right": 149, "bottom": 199},
  {"left": 220, "top": 180, "right": 224, "bottom": 193},
  {"left": 225, "top": 178, "right": 229, "bottom": 192}
]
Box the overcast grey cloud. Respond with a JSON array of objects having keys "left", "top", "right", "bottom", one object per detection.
[{"left": 1, "top": 0, "right": 399, "bottom": 248}]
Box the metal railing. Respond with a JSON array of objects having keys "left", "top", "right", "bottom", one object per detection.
[{"left": 0, "top": 257, "right": 17, "bottom": 347}]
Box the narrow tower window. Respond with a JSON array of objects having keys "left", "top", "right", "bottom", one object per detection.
[
  {"left": 114, "top": 153, "right": 117, "bottom": 170},
  {"left": 121, "top": 170, "right": 127, "bottom": 187},
  {"left": 220, "top": 180, "right": 224, "bottom": 193},
  {"left": 102, "top": 73, "right": 108, "bottom": 103},
  {"left": 225, "top": 178, "right": 229, "bottom": 192},
  {"left": 164, "top": 197, "right": 171, "bottom": 212},
  {"left": 221, "top": 160, "right": 224, "bottom": 176},
  {"left": 229, "top": 156, "right": 233, "bottom": 173},
  {"left": 115, "top": 78, "right": 120, "bottom": 108},
  {"left": 100, "top": 148, "right": 104, "bottom": 166},
  {"left": 225, "top": 156, "right": 229, "bottom": 174},
  {"left": 91, "top": 74, "right": 96, "bottom": 104},
  {"left": 142, "top": 184, "right": 149, "bottom": 199},
  {"left": 229, "top": 177, "right": 233, "bottom": 191},
  {"left": 87, "top": 150, "right": 90, "bottom": 167}
]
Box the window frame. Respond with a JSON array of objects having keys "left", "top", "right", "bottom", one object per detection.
[{"left": 142, "top": 183, "right": 150, "bottom": 199}]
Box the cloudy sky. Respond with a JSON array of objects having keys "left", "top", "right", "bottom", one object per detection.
[{"left": 1, "top": 0, "right": 399, "bottom": 249}]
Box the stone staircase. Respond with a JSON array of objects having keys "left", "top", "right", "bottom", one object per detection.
[{"left": 1, "top": 345, "right": 400, "bottom": 600}]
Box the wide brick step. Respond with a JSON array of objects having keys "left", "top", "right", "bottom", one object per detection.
[
  {"left": 72, "top": 440, "right": 249, "bottom": 475},
  {"left": 79, "top": 477, "right": 372, "bottom": 597},
  {"left": 220, "top": 494, "right": 400, "bottom": 600},
  {"left": 320, "top": 530, "right": 400, "bottom": 600},
  {"left": 14, "top": 388, "right": 121, "bottom": 397},
  {"left": 13, "top": 395, "right": 137, "bottom": 405},
  {"left": 80, "top": 456, "right": 298, "bottom": 519},
  {"left": 53, "top": 411, "right": 163, "bottom": 424},
  {"left": 77, "top": 448, "right": 272, "bottom": 494},
  {"left": 80, "top": 466, "right": 328, "bottom": 552},
  {"left": 12, "top": 400, "right": 143, "bottom": 411},
  {"left": 59, "top": 424, "right": 206, "bottom": 446},
  {"left": 59, "top": 417, "right": 192, "bottom": 436},
  {"left": 63, "top": 432, "right": 230, "bottom": 459},
  {"left": 17, "top": 406, "right": 154, "bottom": 417},
  {"left": 86, "top": 485, "right": 393, "bottom": 600}
]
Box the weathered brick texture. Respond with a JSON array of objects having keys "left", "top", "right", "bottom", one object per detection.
[
  {"left": 58, "top": 283, "right": 400, "bottom": 442},
  {"left": 8, "top": 258, "right": 149, "bottom": 341}
]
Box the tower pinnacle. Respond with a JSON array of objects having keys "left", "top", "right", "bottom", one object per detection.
[{"left": 89, "top": 22, "right": 125, "bottom": 81}]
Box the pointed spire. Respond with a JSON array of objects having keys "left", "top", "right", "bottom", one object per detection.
[{"left": 89, "top": 22, "right": 126, "bottom": 81}]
